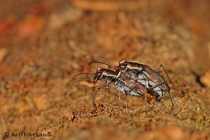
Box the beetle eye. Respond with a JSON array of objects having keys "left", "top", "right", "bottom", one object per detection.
[{"left": 94, "top": 72, "right": 102, "bottom": 81}]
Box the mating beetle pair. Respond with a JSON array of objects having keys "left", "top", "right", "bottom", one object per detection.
[
  {"left": 67, "top": 55, "right": 180, "bottom": 114},
  {"left": 90, "top": 59, "right": 169, "bottom": 100}
]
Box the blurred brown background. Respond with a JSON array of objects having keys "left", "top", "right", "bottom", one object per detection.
[{"left": 0, "top": 0, "right": 210, "bottom": 140}]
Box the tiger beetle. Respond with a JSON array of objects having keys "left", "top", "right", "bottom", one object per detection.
[
  {"left": 118, "top": 60, "right": 171, "bottom": 101},
  {"left": 92, "top": 67, "right": 147, "bottom": 104}
]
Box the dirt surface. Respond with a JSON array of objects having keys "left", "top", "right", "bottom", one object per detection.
[{"left": 1, "top": 0, "right": 210, "bottom": 140}]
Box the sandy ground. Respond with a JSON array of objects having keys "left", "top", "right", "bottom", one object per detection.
[{"left": 0, "top": 0, "right": 210, "bottom": 140}]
